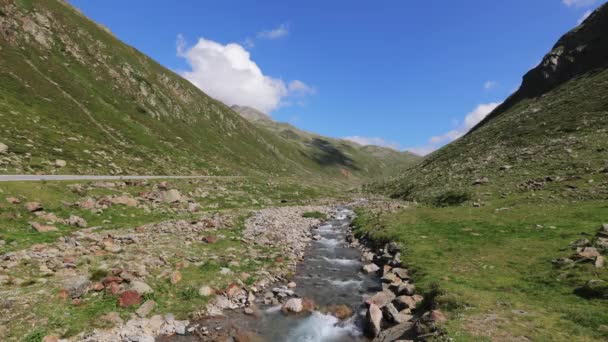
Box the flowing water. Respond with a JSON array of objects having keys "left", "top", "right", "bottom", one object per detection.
[
  {"left": 168, "top": 206, "right": 380, "bottom": 341},
  {"left": 245, "top": 207, "right": 380, "bottom": 341}
]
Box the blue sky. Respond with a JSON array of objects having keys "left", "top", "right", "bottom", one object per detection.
[{"left": 69, "top": 0, "right": 605, "bottom": 155}]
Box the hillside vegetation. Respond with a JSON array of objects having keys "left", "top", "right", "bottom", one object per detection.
[
  {"left": 369, "top": 3, "right": 608, "bottom": 203},
  {"left": 0, "top": 0, "right": 416, "bottom": 184},
  {"left": 232, "top": 105, "right": 420, "bottom": 179}
]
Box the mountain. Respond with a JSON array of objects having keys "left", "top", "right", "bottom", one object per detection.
[
  {"left": 370, "top": 3, "right": 608, "bottom": 202},
  {"left": 0, "top": 0, "right": 416, "bottom": 182},
  {"left": 231, "top": 105, "right": 421, "bottom": 179}
]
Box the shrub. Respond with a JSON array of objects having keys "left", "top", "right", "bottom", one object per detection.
[{"left": 432, "top": 190, "right": 471, "bottom": 207}]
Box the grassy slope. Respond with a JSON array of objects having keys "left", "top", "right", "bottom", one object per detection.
[
  {"left": 232, "top": 106, "right": 421, "bottom": 180},
  {"left": 0, "top": 0, "right": 410, "bottom": 185},
  {"left": 359, "top": 5, "right": 608, "bottom": 341},
  {"left": 369, "top": 4, "right": 608, "bottom": 202},
  {"left": 354, "top": 197, "right": 608, "bottom": 341}
]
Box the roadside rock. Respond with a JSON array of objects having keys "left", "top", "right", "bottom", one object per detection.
[{"left": 161, "top": 189, "right": 182, "bottom": 203}]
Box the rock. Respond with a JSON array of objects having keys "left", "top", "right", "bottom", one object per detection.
[
  {"left": 130, "top": 281, "right": 153, "bottom": 295},
  {"left": 226, "top": 283, "right": 245, "bottom": 299},
  {"left": 136, "top": 300, "right": 156, "bottom": 317},
  {"left": 202, "top": 236, "right": 218, "bottom": 244},
  {"left": 381, "top": 273, "right": 401, "bottom": 284},
  {"left": 363, "top": 263, "right": 380, "bottom": 274},
  {"left": 100, "top": 311, "right": 123, "bottom": 325},
  {"left": 366, "top": 290, "right": 396, "bottom": 308},
  {"left": 0, "top": 143, "right": 8, "bottom": 154},
  {"left": 187, "top": 202, "right": 201, "bottom": 212},
  {"left": 25, "top": 202, "right": 43, "bottom": 212},
  {"left": 161, "top": 189, "right": 182, "bottom": 203},
  {"left": 473, "top": 177, "right": 489, "bottom": 185},
  {"left": 30, "top": 221, "right": 58, "bottom": 232},
  {"left": 595, "top": 255, "right": 605, "bottom": 268},
  {"left": 327, "top": 304, "right": 353, "bottom": 320},
  {"left": 55, "top": 159, "right": 67, "bottom": 167},
  {"left": 552, "top": 258, "right": 574, "bottom": 267},
  {"left": 244, "top": 307, "right": 255, "bottom": 315},
  {"left": 41, "top": 336, "right": 58, "bottom": 342},
  {"left": 287, "top": 282, "right": 297, "bottom": 289},
  {"left": 570, "top": 238, "right": 591, "bottom": 248},
  {"left": 68, "top": 215, "right": 87, "bottom": 228},
  {"left": 198, "top": 286, "right": 215, "bottom": 297},
  {"left": 371, "top": 322, "right": 415, "bottom": 342},
  {"left": 118, "top": 290, "right": 141, "bottom": 307},
  {"left": 302, "top": 298, "right": 315, "bottom": 312},
  {"left": 500, "top": 165, "right": 512, "bottom": 171},
  {"left": 398, "top": 283, "right": 416, "bottom": 296},
  {"left": 391, "top": 268, "right": 409, "bottom": 280},
  {"left": 595, "top": 237, "right": 608, "bottom": 251},
  {"left": 63, "top": 275, "right": 90, "bottom": 298},
  {"left": 111, "top": 195, "right": 138, "bottom": 207},
  {"left": 170, "top": 271, "right": 182, "bottom": 284},
  {"left": 576, "top": 247, "right": 601, "bottom": 260},
  {"left": 365, "top": 303, "right": 383, "bottom": 337},
  {"left": 428, "top": 309, "right": 447, "bottom": 322},
  {"left": 282, "top": 298, "right": 303, "bottom": 314},
  {"left": 598, "top": 224, "right": 608, "bottom": 237},
  {"left": 6, "top": 197, "right": 20, "bottom": 204},
  {"left": 393, "top": 295, "right": 417, "bottom": 311}
]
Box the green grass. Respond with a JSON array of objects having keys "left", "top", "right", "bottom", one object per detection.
[
  {"left": 302, "top": 211, "right": 327, "bottom": 220},
  {"left": 353, "top": 199, "right": 608, "bottom": 341}
]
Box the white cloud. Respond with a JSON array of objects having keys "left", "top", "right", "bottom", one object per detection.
[
  {"left": 484, "top": 80, "right": 498, "bottom": 90},
  {"left": 257, "top": 24, "right": 289, "bottom": 40},
  {"left": 578, "top": 9, "right": 593, "bottom": 23},
  {"left": 406, "top": 102, "right": 501, "bottom": 156},
  {"left": 288, "top": 80, "right": 316, "bottom": 96},
  {"left": 563, "top": 0, "right": 598, "bottom": 7},
  {"left": 343, "top": 136, "right": 402, "bottom": 151},
  {"left": 177, "top": 35, "right": 313, "bottom": 113}
]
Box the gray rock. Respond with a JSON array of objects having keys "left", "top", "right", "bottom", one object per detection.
[
  {"left": 136, "top": 300, "right": 156, "bottom": 318},
  {"left": 68, "top": 215, "right": 87, "bottom": 228},
  {"left": 0, "top": 143, "right": 8, "bottom": 154},
  {"left": 282, "top": 298, "right": 303, "bottom": 313},
  {"left": 371, "top": 322, "right": 415, "bottom": 342},
  {"left": 63, "top": 275, "right": 90, "bottom": 298},
  {"left": 130, "top": 281, "right": 154, "bottom": 295},
  {"left": 198, "top": 286, "right": 214, "bottom": 297},
  {"left": 362, "top": 263, "right": 380, "bottom": 274},
  {"left": 161, "top": 189, "right": 182, "bottom": 203}
]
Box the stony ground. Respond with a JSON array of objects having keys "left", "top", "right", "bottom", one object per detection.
[{"left": 0, "top": 178, "right": 340, "bottom": 341}]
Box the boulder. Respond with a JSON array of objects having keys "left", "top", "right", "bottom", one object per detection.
[
  {"left": 397, "top": 283, "right": 416, "bottom": 296},
  {"left": 0, "top": 143, "right": 8, "bottom": 153},
  {"left": 365, "top": 303, "right": 383, "bottom": 337},
  {"left": 25, "top": 202, "right": 43, "bottom": 212},
  {"left": 371, "top": 322, "right": 415, "bottom": 342},
  {"left": 472, "top": 177, "right": 489, "bottom": 185},
  {"left": 366, "top": 290, "right": 396, "bottom": 308},
  {"left": 287, "top": 281, "right": 297, "bottom": 289},
  {"left": 63, "top": 275, "right": 90, "bottom": 298},
  {"left": 595, "top": 255, "right": 605, "bottom": 268},
  {"left": 6, "top": 197, "right": 20, "bottom": 204},
  {"left": 362, "top": 263, "right": 380, "bottom": 274},
  {"left": 30, "top": 222, "right": 58, "bottom": 232},
  {"left": 55, "top": 159, "right": 67, "bottom": 167},
  {"left": 136, "top": 300, "right": 156, "bottom": 317},
  {"left": 282, "top": 298, "right": 303, "bottom": 314},
  {"left": 576, "top": 247, "right": 601, "bottom": 260},
  {"left": 393, "top": 296, "right": 417, "bottom": 310},
  {"left": 118, "top": 290, "right": 141, "bottom": 307},
  {"left": 170, "top": 271, "right": 182, "bottom": 284},
  {"left": 391, "top": 268, "right": 409, "bottom": 280},
  {"left": 130, "top": 281, "right": 154, "bottom": 295},
  {"left": 327, "top": 304, "right": 353, "bottom": 320},
  {"left": 160, "top": 189, "right": 182, "bottom": 203},
  {"left": 198, "top": 286, "right": 215, "bottom": 297},
  {"left": 68, "top": 215, "right": 87, "bottom": 228}
]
